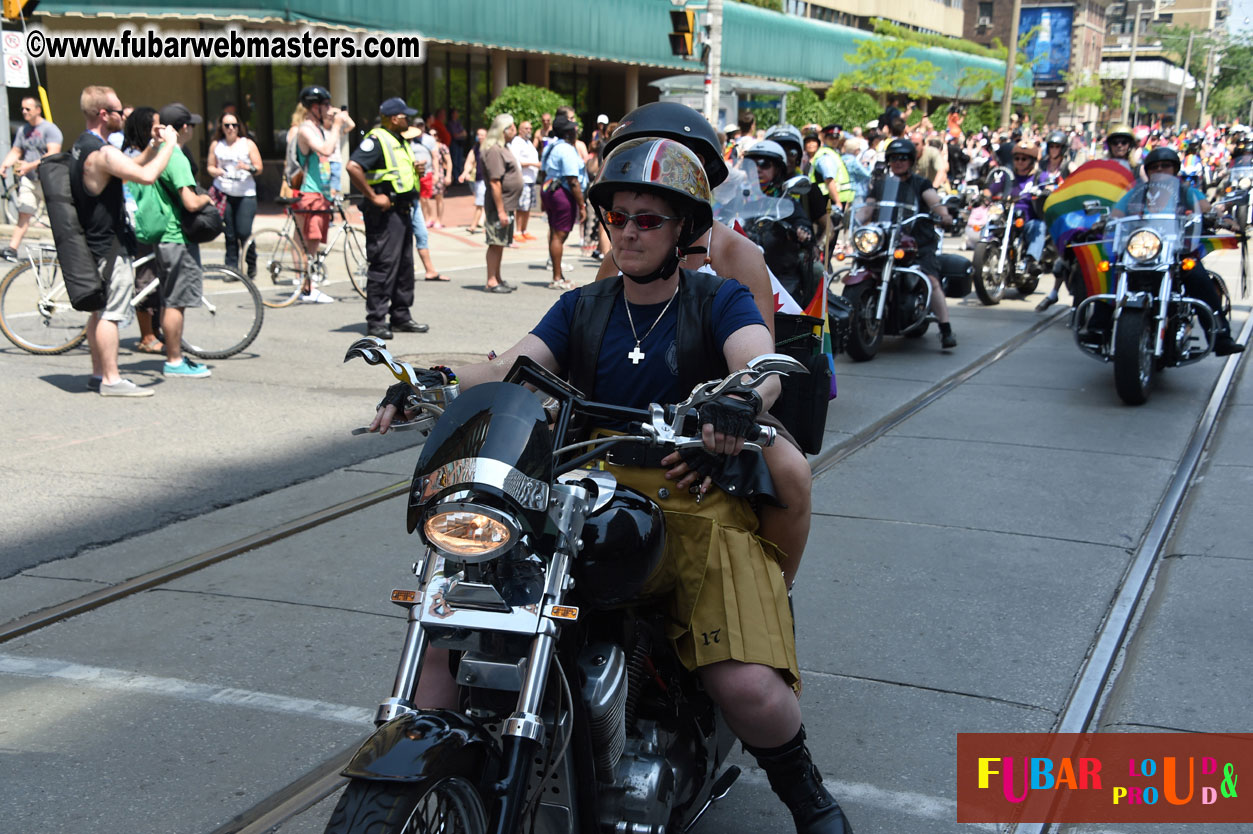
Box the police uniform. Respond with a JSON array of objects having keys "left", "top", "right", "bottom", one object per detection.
[{"left": 349, "top": 126, "right": 421, "bottom": 331}]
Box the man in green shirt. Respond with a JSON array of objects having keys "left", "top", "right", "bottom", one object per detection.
[{"left": 132, "top": 103, "right": 213, "bottom": 378}]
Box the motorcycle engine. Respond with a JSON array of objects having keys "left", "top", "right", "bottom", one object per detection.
[{"left": 578, "top": 643, "right": 628, "bottom": 781}]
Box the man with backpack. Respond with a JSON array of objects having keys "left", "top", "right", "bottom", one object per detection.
[
  {"left": 131, "top": 102, "right": 214, "bottom": 379},
  {"left": 71, "top": 85, "right": 179, "bottom": 397}
]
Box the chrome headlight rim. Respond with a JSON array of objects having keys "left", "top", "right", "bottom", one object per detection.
[
  {"left": 1239, "top": 176, "right": 1252, "bottom": 191},
  {"left": 1126, "top": 229, "right": 1163, "bottom": 262},
  {"left": 853, "top": 225, "right": 884, "bottom": 255},
  {"left": 988, "top": 203, "right": 1005, "bottom": 220},
  {"left": 422, "top": 501, "right": 521, "bottom": 563}
]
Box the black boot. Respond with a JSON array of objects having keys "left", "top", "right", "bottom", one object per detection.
[
  {"left": 1215, "top": 330, "right": 1245, "bottom": 356},
  {"left": 747, "top": 727, "right": 853, "bottom": 834}
]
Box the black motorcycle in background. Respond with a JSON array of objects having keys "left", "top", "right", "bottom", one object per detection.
[
  {"left": 328, "top": 338, "right": 804, "bottom": 834},
  {"left": 970, "top": 168, "right": 1054, "bottom": 305}
]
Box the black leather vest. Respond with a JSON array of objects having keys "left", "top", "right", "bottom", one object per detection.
[{"left": 568, "top": 269, "right": 728, "bottom": 401}]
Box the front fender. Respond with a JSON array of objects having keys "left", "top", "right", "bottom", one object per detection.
[{"left": 342, "top": 709, "right": 501, "bottom": 785}]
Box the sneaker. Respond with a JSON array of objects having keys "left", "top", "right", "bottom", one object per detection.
[
  {"left": 163, "top": 358, "right": 212, "bottom": 378},
  {"left": 87, "top": 375, "right": 102, "bottom": 391},
  {"left": 299, "top": 288, "right": 335, "bottom": 304},
  {"left": 99, "top": 378, "right": 154, "bottom": 397},
  {"left": 939, "top": 329, "right": 957, "bottom": 349},
  {"left": 1, "top": 247, "right": 18, "bottom": 262}
]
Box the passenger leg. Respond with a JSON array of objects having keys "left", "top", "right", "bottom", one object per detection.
[{"left": 760, "top": 440, "right": 812, "bottom": 588}]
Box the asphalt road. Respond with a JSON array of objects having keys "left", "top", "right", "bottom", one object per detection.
[{"left": 1, "top": 222, "right": 1250, "bottom": 834}]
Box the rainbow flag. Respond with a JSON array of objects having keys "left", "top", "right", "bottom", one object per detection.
[
  {"left": 801, "top": 276, "right": 838, "bottom": 400},
  {"left": 1043, "top": 160, "right": 1137, "bottom": 248},
  {"left": 1198, "top": 235, "right": 1241, "bottom": 257},
  {"left": 1072, "top": 240, "right": 1115, "bottom": 297}
]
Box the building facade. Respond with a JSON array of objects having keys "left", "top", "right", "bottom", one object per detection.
[{"left": 785, "top": 0, "right": 966, "bottom": 38}]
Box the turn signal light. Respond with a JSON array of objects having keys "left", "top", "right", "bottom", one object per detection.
[
  {"left": 1098, "top": 260, "right": 1110, "bottom": 272},
  {"left": 1182, "top": 257, "right": 1197, "bottom": 271},
  {"left": 972, "top": 224, "right": 982, "bottom": 232},
  {"left": 836, "top": 252, "right": 846, "bottom": 261},
  {"left": 894, "top": 248, "right": 906, "bottom": 260},
  {"left": 1014, "top": 217, "right": 1025, "bottom": 228}
]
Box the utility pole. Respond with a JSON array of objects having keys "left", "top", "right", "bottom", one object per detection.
[
  {"left": 1001, "top": 0, "right": 1023, "bottom": 129},
  {"left": 1175, "top": 30, "right": 1194, "bottom": 127},
  {"left": 1200, "top": 42, "right": 1219, "bottom": 126},
  {"left": 704, "top": 0, "right": 722, "bottom": 126},
  {"left": 1121, "top": 5, "right": 1147, "bottom": 126}
]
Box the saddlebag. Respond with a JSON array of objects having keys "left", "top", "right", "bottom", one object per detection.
[{"left": 770, "top": 312, "right": 833, "bottom": 455}]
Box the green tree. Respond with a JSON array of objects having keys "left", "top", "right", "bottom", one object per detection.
[
  {"left": 482, "top": 83, "right": 569, "bottom": 130},
  {"left": 824, "top": 89, "right": 879, "bottom": 130},
  {"left": 1211, "top": 40, "right": 1253, "bottom": 123},
  {"left": 1151, "top": 23, "right": 1214, "bottom": 82},
  {"left": 783, "top": 86, "right": 834, "bottom": 128},
  {"left": 843, "top": 36, "right": 939, "bottom": 103}
]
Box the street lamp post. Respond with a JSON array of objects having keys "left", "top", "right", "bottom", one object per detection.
[
  {"left": 1001, "top": 0, "right": 1023, "bottom": 129},
  {"left": 1121, "top": 4, "right": 1151, "bottom": 126}
]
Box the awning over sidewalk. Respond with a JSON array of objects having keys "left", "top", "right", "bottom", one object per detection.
[{"left": 40, "top": 0, "right": 1021, "bottom": 98}]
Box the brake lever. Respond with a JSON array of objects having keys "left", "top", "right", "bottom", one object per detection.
[
  {"left": 665, "top": 353, "right": 806, "bottom": 437},
  {"left": 343, "top": 336, "right": 424, "bottom": 387}
]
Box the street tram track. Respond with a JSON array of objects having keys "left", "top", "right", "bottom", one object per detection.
[{"left": 2, "top": 307, "right": 1246, "bottom": 834}]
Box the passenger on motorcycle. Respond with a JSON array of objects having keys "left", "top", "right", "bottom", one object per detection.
[
  {"left": 765, "top": 123, "right": 805, "bottom": 176},
  {"left": 744, "top": 139, "right": 821, "bottom": 304},
  {"left": 376, "top": 137, "right": 853, "bottom": 834},
  {"left": 865, "top": 138, "right": 957, "bottom": 348},
  {"left": 983, "top": 141, "right": 1051, "bottom": 275},
  {"left": 1104, "top": 147, "right": 1244, "bottom": 356},
  {"left": 1105, "top": 124, "right": 1137, "bottom": 173},
  {"left": 593, "top": 102, "right": 814, "bottom": 591}
]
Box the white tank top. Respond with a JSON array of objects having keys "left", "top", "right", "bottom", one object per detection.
[{"left": 213, "top": 138, "right": 256, "bottom": 197}]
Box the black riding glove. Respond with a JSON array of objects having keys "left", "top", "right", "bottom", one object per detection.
[
  {"left": 678, "top": 445, "right": 723, "bottom": 479},
  {"left": 378, "top": 382, "right": 418, "bottom": 413},
  {"left": 698, "top": 394, "right": 760, "bottom": 440}
]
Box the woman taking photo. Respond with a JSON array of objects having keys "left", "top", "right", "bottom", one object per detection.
[{"left": 206, "top": 110, "right": 262, "bottom": 276}]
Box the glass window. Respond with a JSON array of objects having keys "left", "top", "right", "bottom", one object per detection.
[
  {"left": 469, "top": 50, "right": 490, "bottom": 131},
  {"left": 430, "top": 50, "right": 449, "bottom": 113},
  {"left": 448, "top": 55, "right": 468, "bottom": 127}
]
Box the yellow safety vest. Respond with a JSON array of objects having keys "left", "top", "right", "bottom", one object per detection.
[
  {"left": 808, "top": 146, "right": 854, "bottom": 204},
  {"left": 364, "top": 127, "right": 417, "bottom": 195}
]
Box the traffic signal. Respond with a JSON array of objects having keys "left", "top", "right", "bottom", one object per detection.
[
  {"left": 669, "top": 9, "right": 696, "bottom": 57},
  {"left": 3, "top": 0, "right": 38, "bottom": 21}
]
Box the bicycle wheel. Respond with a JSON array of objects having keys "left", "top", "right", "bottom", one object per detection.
[
  {"left": 1, "top": 181, "right": 20, "bottom": 225},
  {"left": 343, "top": 224, "right": 368, "bottom": 299},
  {"left": 181, "top": 266, "right": 264, "bottom": 359},
  {"left": 0, "top": 260, "right": 89, "bottom": 354},
  {"left": 245, "top": 230, "right": 305, "bottom": 308}
]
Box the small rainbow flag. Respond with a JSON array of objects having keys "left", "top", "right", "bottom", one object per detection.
[
  {"left": 1043, "top": 161, "right": 1137, "bottom": 248},
  {"left": 1197, "top": 235, "right": 1241, "bottom": 257},
  {"left": 1071, "top": 240, "right": 1115, "bottom": 297},
  {"left": 801, "top": 276, "right": 838, "bottom": 400}
]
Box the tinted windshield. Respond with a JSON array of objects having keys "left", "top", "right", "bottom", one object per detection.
[
  {"left": 851, "top": 174, "right": 916, "bottom": 228},
  {"left": 712, "top": 157, "right": 795, "bottom": 226},
  {"left": 1110, "top": 176, "right": 1198, "bottom": 260}
]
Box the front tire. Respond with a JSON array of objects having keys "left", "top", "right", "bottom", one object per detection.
[
  {"left": 1114, "top": 308, "right": 1154, "bottom": 406},
  {"left": 0, "top": 260, "right": 89, "bottom": 355},
  {"left": 324, "top": 777, "right": 488, "bottom": 834},
  {"left": 972, "top": 241, "right": 1007, "bottom": 305},
  {"left": 843, "top": 283, "right": 882, "bottom": 362},
  {"left": 343, "top": 225, "right": 368, "bottom": 299},
  {"left": 181, "top": 266, "right": 264, "bottom": 359},
  {"left": 245, "top": 230, "right": 305, "bottom": 308}
]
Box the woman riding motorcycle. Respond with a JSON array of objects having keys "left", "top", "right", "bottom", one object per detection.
[
  {"left": 374, "top": 137, "right": 853, "bottom": 834},
  {"left": 983, "top": 141, "right": 1051, "bottom": 276},
  {"left": 594, "top": 103, "right": 814, "bottom": 590}
]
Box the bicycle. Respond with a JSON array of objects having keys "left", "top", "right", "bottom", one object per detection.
[
  {"left": 243, "top": 194, "right": 367, "bottom": 308},
  {"left": 0, "top": 172, "right": 48, "bottom": 228},
  {"left": 0, "top": 244, "right": 86, "bottom": 354},
  {"left": 0, "top": 246, "right": 264, "bottom": 359},
  {"left": 129, "top": 253, "right": 264, "bottom": 359}
]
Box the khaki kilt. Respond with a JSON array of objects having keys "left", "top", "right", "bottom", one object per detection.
[{"left": 605, "top": 461, "right": 800, "bottom": 692}]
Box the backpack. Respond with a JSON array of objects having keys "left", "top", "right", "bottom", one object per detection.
[
  {"left": 160, "top": 178, "right": 223, "bottom": 244},
  {"left": 39, "top": 151, "right": 110, "bottom": 311}
]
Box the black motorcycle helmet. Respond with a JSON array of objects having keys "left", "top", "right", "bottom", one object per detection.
[
  {"left": 1046, "top": 130, "right": 1067, "bottom": 148},
  {"left": 884, "top": 138, "right": 917, "bottom": 164},
  {"left": 1143, "top": 146, "right": 1181, "bottom": 174},
  {"left": 299, "top": 85, "right": 331, "bottom": 107},
  {"left": 587, "top": 137, "right": 714, "bottom": 283},
  {"left": 764, "top": 124, "right": 803, "bottom": 168},
  {"left": 604, "top": 101, "right": 729, "bottom": 187}
]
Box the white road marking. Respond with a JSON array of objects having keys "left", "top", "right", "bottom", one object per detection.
[{"left": 0, "top": 653, "right": 374, "bottom": 726}]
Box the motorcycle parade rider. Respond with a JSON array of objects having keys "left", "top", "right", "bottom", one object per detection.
[
  {"left": 374, "top": 138, "right": 853, "bottom": 834},
  {"left": 594, "top": 102, "right": 816, "bottom": 593},
  {"left": 1035, "top": 132, "right": 1074, "bottom": 312},
  {"left": 1096, "top": 146, "right": 1244, "bottom": 357},
  {"left": 743, "top": 138, "right": 821, "bottom": 303},
  {"left": 983, "top": 141, "right": 1051, "bottom": 280},
  {"left": 863, "top": 137, "right": 958, "bottom": 348},
  {"left": 1105, "top": 124, "right": 1137, "bottom": 173}
]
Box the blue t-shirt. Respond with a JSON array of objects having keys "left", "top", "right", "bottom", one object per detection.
[
  {"left": 542, "top": 140, "right": 582, "bottom": 182},
  {"left": 530, "top": 279, "right": 763, "bottom": 411}
]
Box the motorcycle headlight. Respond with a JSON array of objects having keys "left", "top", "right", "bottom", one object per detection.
[
  {"left": 988, "top": 204, "right": 1005, "bottom": 219},
  {"left": 424, "top": 506, "right": 517, "bottom": 562},
  {"left": 1126, "top": 229, "right": 1162, "bottom": 262},
  {"left": 853, "top": 227, "right": 883, "bottom": 254},
  {"left": 1240, "top": 177, "right": 1251, "bottom": 190}
]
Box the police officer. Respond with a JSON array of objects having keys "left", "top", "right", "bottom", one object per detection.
[{"left": 347, "top": 98, "right": 429, "bottom": 340}]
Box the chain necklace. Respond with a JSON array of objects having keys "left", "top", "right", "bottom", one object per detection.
[{"left": 623, "top": 286, "right": 679, "bottom": 365}]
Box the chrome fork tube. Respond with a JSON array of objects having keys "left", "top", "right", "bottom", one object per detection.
[
  {"left": 1155, "top": 273, "right": 1171, "bottom": 358},
  {"left": 875, "top": 232, "right": 895, "bottom": 322},
  {"left": 375, "top": 552, "right": 437, "bottom": 725}
]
